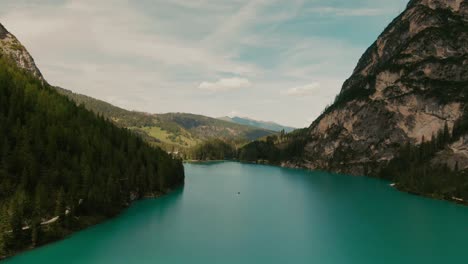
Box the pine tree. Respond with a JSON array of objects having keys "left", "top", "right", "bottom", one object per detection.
[
  {"left": 419, "top": 136, "right": 426, "bottom": 161},
  {"left": 0, "top": 234, "right": 4, "bottom": 257},
  {"left": 0, "top": 54, "right": 184, "bottom": 254},
  {"left": 9, "top": 191, "right": 26, "bottom": 241},
  {"left": 31, "top": 220, "right": 39, "bottom": 248},
  {"left": 55, "top": 188, "right": 65, "bottom": 220},
  {"left": 443, "top": 121, "right": 450, "bottom": 144},
  {"left": 0, "top": 207, "right": 8, "bottom": 256}
]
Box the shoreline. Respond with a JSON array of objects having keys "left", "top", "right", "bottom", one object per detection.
[
  {"left": 187, "top": 159, "right": 468, "bottom": 207},
  {"left": 394, "top": 184, "right": 468, "bottom": 206},
  {"left": 0, "top": 187, "right": 181, "bottom": 262},
  {"left": 184, "top": 159, "right": 238, "bottom": 163},
  {"left": 280, "top": 161, "right": 468, "bottom": 207}
]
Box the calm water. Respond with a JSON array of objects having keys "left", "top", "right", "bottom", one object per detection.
[{"left": 5, "top": 162, "right": 468, "bottom": 263}]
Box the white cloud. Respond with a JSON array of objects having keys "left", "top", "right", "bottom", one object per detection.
[
  {"left": 307, "top": 7, "right": 390, "bottom": 17},
  {"left": 0, "top": 0, "right": 408, "bottom": 127},
  {"left": 283, "top": 82, "right": 320, "bottom": 96},
  {"left": 202, "top": 0, "right": 268, "bottom": 48},
  {"left": 199, "top": 77, "right": 251, "bottom": 92}
]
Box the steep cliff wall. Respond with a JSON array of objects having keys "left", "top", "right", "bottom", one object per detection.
[{"left": 294, "top": 0, "right": 468, "bottom": 175}]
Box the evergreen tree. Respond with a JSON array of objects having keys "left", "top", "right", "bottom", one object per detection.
[
  {"left": 55, "top": 188, "right": 65, "bottom": 220},
  {"left": 30, "top": 220, "right": 39, "bottom": 248},
  {"left": 0, "top": 206, "right": 9, "bottom": 256},
  {"left": 443, "top": 121, "right": 450, "bottom": 144},
  {"left": 0, "top": 54, "right": 184, "bottom": 255}
]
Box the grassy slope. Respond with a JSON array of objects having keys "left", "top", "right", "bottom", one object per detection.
[
  {"left": 218, "top": 116, "right": 296, "bottom": 133},
  {"left": 55, "top": 88, "right": 275, "bottom": 151}
]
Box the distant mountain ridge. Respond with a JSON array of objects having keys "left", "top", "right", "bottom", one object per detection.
[
  {"left": 0, "top": 23, "right": 274, "bottom": 153},
  {"left": 56, "top": 87, "right": 275, "bottom": 152},
  {"left": 218, "top": 116, "right": 296, "bottom": 133}
]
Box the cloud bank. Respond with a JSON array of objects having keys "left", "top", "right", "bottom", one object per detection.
[
  {"left": 0, "top": 0, "right": 409, "bottom": 127},
  {"left": 283, "top": 82, "right": 320, "bottom": 96},
  {"left": 199, "top": 78, "right": 251, "bottom": 92}
]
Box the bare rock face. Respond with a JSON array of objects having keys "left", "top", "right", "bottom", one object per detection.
[
  {"left": 0, "top": 23, "right": 44, "bottom": 81},
  {"left": 414, "top": 0, "right": 466, "bottom": 12},
  {"left": 294, "top": 0, "right": 468, "bottom": 175},
  {"left": 432, "top": 136, "right": 468, "bottom": 170}
]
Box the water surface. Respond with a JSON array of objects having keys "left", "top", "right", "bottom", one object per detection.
[{"left": 5, "top": 162, "right": 468, "bottom": 263}]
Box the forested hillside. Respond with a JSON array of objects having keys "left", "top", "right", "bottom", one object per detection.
[
  {"left": 57, "top": 88, "right": 275, "bottom": 153},
  {"left": 0, "top": 54, "right": 184, "bottom": 257},
  {"left": 218, "top": 116, "right": 296, "bottom": 133}
]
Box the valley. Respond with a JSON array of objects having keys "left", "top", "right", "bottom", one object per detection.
[{"left": 1, "top": 0, "right": 468, "bottom": 262}]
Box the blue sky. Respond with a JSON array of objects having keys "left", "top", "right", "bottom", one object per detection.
[{"left": 0, "top": 0, "right": 409, "bottom": 127}]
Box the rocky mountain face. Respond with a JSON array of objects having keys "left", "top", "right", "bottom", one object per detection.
[
  {"left": 286, "top": 0, "right": 468, "bottom": 175},
  {"left": 0, "top": 23, "right": 43, "bottom": 81}
]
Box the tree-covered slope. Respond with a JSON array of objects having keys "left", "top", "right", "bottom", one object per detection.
[
  {"left": 56, "top": 88, "right": 275, "bottom": 152},
  {"left": 218, "top": 116, "right": 296, "bottom": 133},
  {"left": 0, "top": 43, "right": 184, "bottom": 258}
]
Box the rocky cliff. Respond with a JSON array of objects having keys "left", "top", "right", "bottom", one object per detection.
[
  {"left": 0, "top": 23, "right": 43, "bottom": 81},
  {"left": 287, "top": 0, "right": 468, "bottom": 175}
]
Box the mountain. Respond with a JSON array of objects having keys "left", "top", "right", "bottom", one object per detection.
[
  {"left": 295, "top": 0, "right": 468, "bottom": 173},
  {"left": 0, "top": 23, "right": 43, "bottom": 81},
  {"left": 56, "top": 88, "right": 275, "bottom": 152},
  {"left": 218, "top": 116, "right": 296, "bottom": 133},
  {"left": 0, "top": 23, "right": 272, "bottom": 154},
  {"left": 0, "top": 23, "right": 184, "bottom": 258},
  {"left": 240, "top": 0, "right": 468, "bottom": 202}
]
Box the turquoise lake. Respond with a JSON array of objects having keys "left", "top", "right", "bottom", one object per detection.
[{"left": 5, "top": 162, "right": 468, "bottom": 263}]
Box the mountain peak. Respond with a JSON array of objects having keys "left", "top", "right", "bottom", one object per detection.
[
  {"left": 0, "top": 22, "right": 44, "bottom": 81},
  {"left": 0, "top": 23, "right": 8, "bottom": 38},
  {"left": 292, "top": 0, "right": 468, "bottom": 175}
]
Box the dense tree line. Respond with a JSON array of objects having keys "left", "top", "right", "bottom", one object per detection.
[
  {"left": 380, "top": 121, "right": 468, "bottom": 200},
  {"left": 0, "top": 55, "right": 184, "bottom": 257},
  {"left": 237, "top": 114, "right": 468, "bottom": 202},
  {"left": 187, "top": 129, "right": 309, "bottom": 163},
  {"left": 237, "top": 129, "right": 309, "bottom": 164},
  {"left": 188, "top": 139, "right": 236, "bottom": 161},
  {"left": 56, "top": 87, "right": 156, "bottom": 128}
]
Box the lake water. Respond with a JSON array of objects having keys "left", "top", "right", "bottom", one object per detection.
[{"left": 5, "top": 162, "right": 468, "bottom": 263}]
